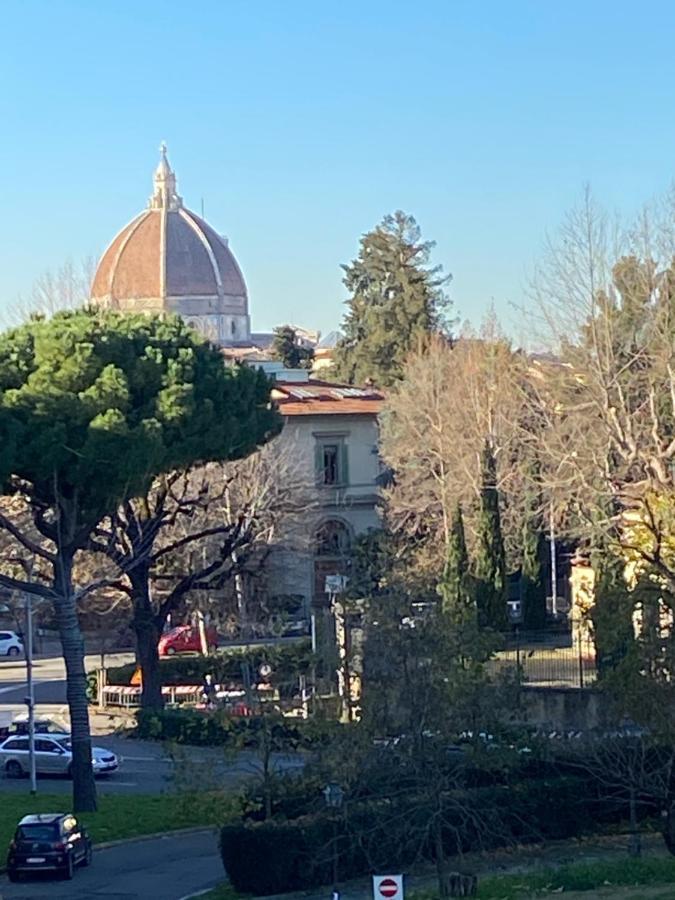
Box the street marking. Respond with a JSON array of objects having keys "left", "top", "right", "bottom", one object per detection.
[
  {"left": 0, "top": 684, "right": 24, "bottom": 696},
  {"left": 121, "top": 756, "right": 171, "bottom": 762}
]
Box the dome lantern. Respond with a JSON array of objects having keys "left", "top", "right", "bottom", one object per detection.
[{"left": 149, "top": 142, "right": 183, "bottom": 211}]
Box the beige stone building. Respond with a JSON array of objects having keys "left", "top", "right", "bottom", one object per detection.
[{"left": 270, "top": 374, "right": 384, "bottom": 609}]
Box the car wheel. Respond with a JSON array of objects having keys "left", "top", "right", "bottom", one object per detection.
[
  {"left": 7, "top": 869, "right": 20, "bottom": 882},
  {"left": 62, "top": 854, "right": 74, "bottom": 880},
  {"left": 7, "top": 646, "right": 20, "bottom": 657},
  {"left": 5, "top": 760, "right": 23, "bottom": 778},
  {"left": 82, "top": 842, "right": 93, "bottom": 867},
  {"left": 67, "top": 763, "right": 73, "bottom": 780}
]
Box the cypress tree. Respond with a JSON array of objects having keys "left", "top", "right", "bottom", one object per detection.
[
  {"left": 521, "top": 519, "right": 547, "bottom": 629},
  {"left": 474, "top": 442, "right": 507, "bottom": 628},
  {"left": 590, "top": 552, "right": 636, "bottom": 678},
  {"left": 439, "top": 503, "right": 474, "bottom": 616},
  {"left": 333, "top": 211, "right": 451, "bottom": 386}
]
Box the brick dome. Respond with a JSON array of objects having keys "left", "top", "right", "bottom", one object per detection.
[{"left": 91, "top": 145, "right": 250, "bottom": 345}]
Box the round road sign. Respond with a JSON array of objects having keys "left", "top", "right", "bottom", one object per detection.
[{"left": 378, "top": 879, "right": 399, "bottom": 898}]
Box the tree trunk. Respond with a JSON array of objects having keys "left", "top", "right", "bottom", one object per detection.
[
  {"left": 663, "top": 802, "right": 675, "bottom": 855},
  {"left": 130, "top": 569, "right": 163, "bottom": 710},
  {"left": 54, "top": 551, "right": 97, "bottom": 812},
  {"left": 628, "top": 787, "right": 642, "bottom": 857},
  {"left": 434, "top": 820, "right": 450, "bottom": 899}
]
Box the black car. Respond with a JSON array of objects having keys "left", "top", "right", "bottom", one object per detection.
[{"left": 6, "top": 813, "right": 92, "bottom": 881}]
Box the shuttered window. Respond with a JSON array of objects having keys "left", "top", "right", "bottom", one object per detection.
[{"left": 315, "top": 439, "right": 349, "bottom": 486}]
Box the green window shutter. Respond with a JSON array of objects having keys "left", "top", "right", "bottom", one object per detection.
[
  {"left": 340, "top": 442, "right": 349, "bottom": 486},
  {"left": 314, "top": 442, "right": 323, "bottom": 484}
]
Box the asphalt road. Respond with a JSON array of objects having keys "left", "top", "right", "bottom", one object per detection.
[
  {"left": 0, "top": 829, "right": 223, "bottom": 899},
  {"left": 0, "top": 653, "right": 304, "bottom": 795}
]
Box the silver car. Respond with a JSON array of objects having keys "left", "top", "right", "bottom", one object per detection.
[{"left": 0, "top": 734, "right": 119, "bottom": 778}]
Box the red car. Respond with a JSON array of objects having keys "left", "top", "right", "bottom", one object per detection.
[{"left": 158, "top": 625, "right": 218, "bottom": 657}]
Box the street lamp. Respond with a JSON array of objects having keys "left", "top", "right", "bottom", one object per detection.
[
  {"left": 23, "top": 590, "right": 36, "bottom": 795},
  {"left": 323, "top": 782, "right": 344, "bottom": 899},
  {"left": 323, "top": 781, "right": 344, "bottom": 809}
]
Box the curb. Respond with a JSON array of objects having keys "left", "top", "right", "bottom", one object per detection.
[
  {"left": 177, "top": 888, "right": 219, "bottom": 900},
  {"left": 95, "top": 825, "right": 218, "bottom": 851}
]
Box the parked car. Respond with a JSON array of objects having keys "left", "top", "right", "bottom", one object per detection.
[
  {"left": 0, "top": 630, "right": 23, "bottom": 657},
  {"left": 158, "top": 624, "right": 218, "bottom": 656},
  {"left": 8, "top": 714, "right": 70, "bottom": 736},
  {"left": 6, "top": 813, "right": 92, "bottom": 881},
  {"left": 0, "top": 734, "right": 119, "bottom": 778}
]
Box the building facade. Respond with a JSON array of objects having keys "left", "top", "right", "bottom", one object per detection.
[{"left": 268, "top": 374, "right": 384, "bottom": 611}]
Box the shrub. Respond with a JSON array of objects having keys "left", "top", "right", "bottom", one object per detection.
[
  {"left": 219, "top": 776, "right": 620, "bottom": 895},
  {"left": 135, "top": 708, "right": 237, "bottom": 745},
  {"left": 134, "top": 706, "right": 338, "bottom": 749},
  {"left": 220, "top": 816, "right": 355, "bottom": 894}
]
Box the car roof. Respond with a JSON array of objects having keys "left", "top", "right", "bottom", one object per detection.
[
  {"left": 18, "top": 814, "right": 67, "bottom": 825},
  {"left": 12, "top": 714, "right": 66, "bottom": 724}
]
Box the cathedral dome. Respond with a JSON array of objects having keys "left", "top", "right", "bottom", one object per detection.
[{"left": 91, "top": 144, "right": 250, "bottom": 345}]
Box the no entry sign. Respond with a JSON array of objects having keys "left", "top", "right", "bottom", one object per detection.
[{"left": 373, "top": 875, "right": 403, "bottom": 900}]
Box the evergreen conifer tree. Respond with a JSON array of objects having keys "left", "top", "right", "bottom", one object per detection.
[
  {"left": 474, "top": 442, "right": 507, "bottom": 628},
  {"left": 590, "top": 552, "right": 636, "bottom": 678},
  {"left": 439, "top": 503, "right": 474, "bottom": 616},
  {"left": 521, "top": 519, "right": 547, "bottom": 629},
  {"left": 271, "top": 325, "right": 314, "bottom": 369},
  {"left": 333, "top": 211, "right": 450, "bottom": 386}
]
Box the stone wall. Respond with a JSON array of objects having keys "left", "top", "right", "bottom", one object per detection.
[{"left": 517, "top": 685, "right": 611, "bottom": 731}]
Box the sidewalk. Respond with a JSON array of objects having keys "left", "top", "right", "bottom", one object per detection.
[{"left": 260, "top": 833, "right": 669, "bottom": 900}]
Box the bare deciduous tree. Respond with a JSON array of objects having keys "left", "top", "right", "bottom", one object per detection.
[
  {"left": 529, "top": 187, "right": 675, "bottom": 605},
  {"left": 379, "top": 324, "right": 538, "bottom": 573},
  {"left": 7, "top": 257, "right": 96, "bottom": 325}
]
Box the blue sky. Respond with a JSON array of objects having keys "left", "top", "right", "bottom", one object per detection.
[{"left": 2, "top": 1, "right": 675, "bottom": 337}]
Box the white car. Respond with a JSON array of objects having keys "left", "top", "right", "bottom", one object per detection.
[
  {"left": 0, "top": 631, "right": 23, "bottom": 657},
  {"left": 0, "top": 733, "right": 120, "bottom": 778}
]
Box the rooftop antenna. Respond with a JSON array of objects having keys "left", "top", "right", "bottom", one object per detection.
[{"left": 201, "top": 197, "right": 205, "bottom": 218}]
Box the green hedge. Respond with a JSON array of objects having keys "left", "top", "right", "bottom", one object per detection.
[
  {"left": 220, "top": 776, "right": 617, "bottom": 895},
  {"left": 135, "top": 706, "right": 338, "bottom": 749},
  {"left": 107, "top": 641, "right": 314, "bottom": 693}
]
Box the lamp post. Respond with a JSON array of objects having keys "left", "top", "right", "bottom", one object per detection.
[
  {"left": 24, "top": 591, "right": 36, "bottom": 795},
  {"left": 323, "top": 782, "right": 344, "bottom": 900}
]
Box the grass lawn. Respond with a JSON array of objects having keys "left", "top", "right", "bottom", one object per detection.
[
  {"left": 0, "top": 790, "right": 235, "bottom": 853},
  {"left": 191, "top": 858, "right": 675, "bottom": 900},
  {"left": 472, "top": 856, "right": 675, "bottom": 899},
  {"left": 197, "top": 886, "right": 238, "bottom": 900}
]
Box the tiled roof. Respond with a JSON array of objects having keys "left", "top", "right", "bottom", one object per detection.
[
  {"left": 92, "top": 208, "right": 246, "bottom": 304},
  {"left": 272, "top": 380, "right": 384, "bottom": 417}
]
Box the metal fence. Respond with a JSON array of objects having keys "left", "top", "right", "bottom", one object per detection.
[{"left": 490, "top": 630, "right": 597, "bottom": 689}]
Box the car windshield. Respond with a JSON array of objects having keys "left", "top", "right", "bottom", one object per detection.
[
  {"left": 54, "top": 738, "right": 72, "bottom": 750},
  {"left": 17, "top": 824, "right": 58, "bottom": 842}
]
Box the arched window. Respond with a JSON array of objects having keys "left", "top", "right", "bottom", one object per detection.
[
  {"left": 314, "top": 519, "right": 352, "bottom": 601},
  {"left": 231, "top": 319, "right": 237, "bottom": 337},
  {"left": 315, "top": 520, "right": 351, "bottom": 557}
]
